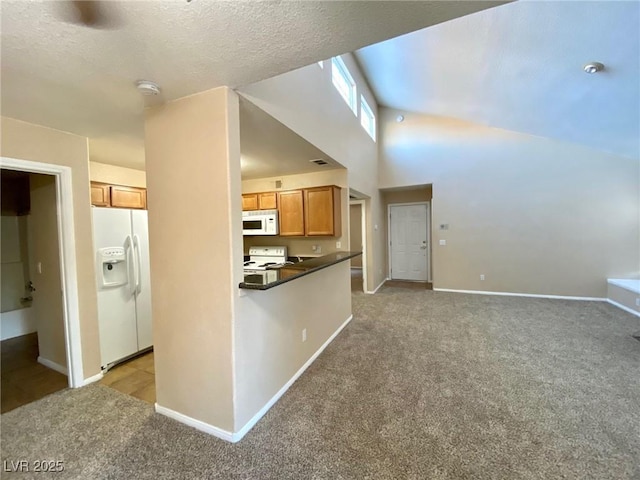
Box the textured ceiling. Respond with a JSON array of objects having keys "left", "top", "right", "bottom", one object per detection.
[
  {"left": 0, "top": 0, "right": 503, "bottom": 171},
  {"left": 356, "top": 1, "right": 640, "bottom": 159}
]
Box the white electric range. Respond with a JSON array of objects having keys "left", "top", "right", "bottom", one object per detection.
[{"left": 243, "top": 246, "right": 289, "bottom": 283}]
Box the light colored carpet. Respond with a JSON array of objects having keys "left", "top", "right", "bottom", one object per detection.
[{"left": 2, "top": 289, "right": 639, "bottom": 479}]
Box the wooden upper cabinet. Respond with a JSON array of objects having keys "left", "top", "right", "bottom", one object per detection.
[
  {"left": 90, "top": 182, "right": 111, "bottom": 207},
  {"left": 258, "top": 192, "right": 277, "bottom": 210},
  {"left": 242, "top": 194, "right": 259, "bottom": 211},
  {"left": 110, "top": 185, "right": 147, "bottom": 209},
  {"left": 278, "top": 190, "right": 305, "bottom": 236},
  {"left": 304, "top": 186, "right": 341, "bottom": 236},
  {"left": 242, "top": 192, "right": 277, "bottom": 211}
]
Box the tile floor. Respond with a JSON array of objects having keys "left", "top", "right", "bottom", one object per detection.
[
  {"left": 1, "top": 333, "right": 68, "bottom": 413},
  {"left": 1, "top": 333, "right": 156, "bottom": 412},
  {"left": 99, "top": 351, "right": 156, "bottom": 404}
]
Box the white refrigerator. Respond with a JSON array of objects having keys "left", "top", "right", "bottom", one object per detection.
[{"left": 92, "top": 207, "right": 152, "bottom": 368}]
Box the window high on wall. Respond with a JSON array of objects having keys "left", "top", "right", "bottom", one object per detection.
[
  {"left": 360, "top": 96, "right": 376, "bottom": 141},
  {"left": 331, "top": 57, "right": 357, "bottom": 114}
]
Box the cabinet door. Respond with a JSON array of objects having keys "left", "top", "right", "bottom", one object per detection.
[
  {"left": 111, "top": 186, "right": 147, "bottom": 209},
  {"left": 242, "top": 194, "right": 258, "bottom": 211},
  {"left": 258, "top": 192, "right": 277, "bottom": 210},
  {"left": 278, "top": 190, "right": 305, "bottom": 236},
  {"left": 90, "top": 182, "right": 111, "bottom": 207},
  {"left": 305, "top": 186, "right": 341, "bottom": 236}
]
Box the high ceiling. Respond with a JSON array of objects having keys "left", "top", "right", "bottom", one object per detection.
[
  {"left": 239, "top": 97, "right": 342, "bottom": 180},
  {"left": 0, "top": 0, "right": 503, "bottom": 171},
  {"left": 356, "top": 1, "right": 640, "bottom": 159}
]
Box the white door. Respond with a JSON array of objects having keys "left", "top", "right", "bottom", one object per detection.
[
  {"left": 131, "top": 210, "right": 153, "bottom": 350},
  {"left": 92, "top": 208, "right": 138, "bottom": 367},
  {"left": 389, "top": 204, "right": 429, "bottom": 281}
]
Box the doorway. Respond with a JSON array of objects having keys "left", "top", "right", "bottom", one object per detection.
[
  {"left": 349, "top": 197, "right": 368, "bottom": 293},
  {"left": 1, "top": 170, "right": 69, "bottom": 412},
  {"left": 1, "top": 157, "right": 84, "bottom": 388},
  {"left": 388, "top": 203, "right": 430, "bottom": 282},
  {"left": 349, "top": 202, "right": 363, "bottom": 292}
]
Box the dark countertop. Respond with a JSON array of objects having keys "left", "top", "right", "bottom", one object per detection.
[{"left": 240, "top": 251, "right": 362, "bottom": 290}]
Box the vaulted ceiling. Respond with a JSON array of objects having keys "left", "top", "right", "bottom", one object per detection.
[
  {"left": 355, "top": 1, "right": 640, "bottom": 159},
  {"left": 0, "top": 0, "right": 503, "bottom": 170}
]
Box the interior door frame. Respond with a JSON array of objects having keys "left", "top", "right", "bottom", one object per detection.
[
  {"left": 387, "top": 201, "right": 431, "bottom": 282},
  {"left": 1, "top": 156, "right": 85, "bottom": 388},
  {"left": 349, "top": 199, "right": 367, "bottom": 293}
]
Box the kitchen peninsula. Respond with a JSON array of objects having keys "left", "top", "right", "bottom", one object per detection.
[{"left": 240, "top": 251, "right": 361, "bottom": 290}]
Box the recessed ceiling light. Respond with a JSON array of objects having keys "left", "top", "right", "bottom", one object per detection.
[
  {"left": 136, "top": 80, "right": 161, "bottom": 96},
  {"left": 396, "top": 115, "right": 405, "bottom": 122},
  {"left": 583, "top": 62, "right": 604, "bottom": 74}
]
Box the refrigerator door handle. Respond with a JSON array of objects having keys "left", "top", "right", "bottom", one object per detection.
[
  {"left": 133, "top": 234, "right": 142, "bottom": 294},
  {"left": 125, "top": 235, "right": 136, "bottom": 296}
]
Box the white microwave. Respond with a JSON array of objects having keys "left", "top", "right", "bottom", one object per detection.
[{"left": 242, "top": 209, "right": 278, "bottom": 235}]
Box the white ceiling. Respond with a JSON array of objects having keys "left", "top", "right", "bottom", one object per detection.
[
  {"left": 0, "top": 0, "right": 504, "bottom": 171},
  {"left": 355, "top": 1, "right": 640, "bottom": 159}
]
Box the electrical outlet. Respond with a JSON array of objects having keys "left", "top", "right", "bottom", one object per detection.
[
  {"left": 316, "top": 246, "right": 322, "bottom": 254},
  {"left": 302, "top": 329, "right": 307, "bottom": 342},
  {"left": 311, "top": 245, "right": 317, "bottom": 252},
  {"left": 480, "top": 274, "right": 485, "bottom": 281},
  {"left": 336, "top": 241, "right": 341, "bottom": 249}
]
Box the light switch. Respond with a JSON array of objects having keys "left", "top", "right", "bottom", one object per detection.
[
  {"left": 439, "top": 240, "right": 446, "bottom": 246},
  {"left": 37, "top": 262, "right": 43, "bottom": 274}
]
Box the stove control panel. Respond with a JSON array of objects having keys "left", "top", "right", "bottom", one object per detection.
[{"left": 248, "top": 246, "right": 287, "bottom": 257}]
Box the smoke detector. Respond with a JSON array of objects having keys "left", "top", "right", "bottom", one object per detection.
[
  {"left": 583, "top": 62, "right": 604, "bottom": 74},
  {"left": 136, "top": 80, "right": 161, "bottom": 96}
]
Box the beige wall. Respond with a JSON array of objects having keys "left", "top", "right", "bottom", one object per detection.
[
  {"left": 242, "top": 169, "right": 348, "bottom": 257},
  {"left": 0, "top": 116, "right": 101, "bottom": 378},
  {"left": 379, "top": 109, "right": 640, "bottom": 297},
  {"left": 145, "top": 87, "right": 241, "bottom": 431},
  {"left": 28, "top": 174, "right": 66, "bottom": 367},
  {"left": 89, "top": 161, "right": 146, "bottom": 187},
  {"left": 239, "top": 54, "right": 386, "bottom": 292},
  {"left": 234, "top": 260, "right": 352, "bottom": 430},
  {"left": 349, "top": 204, "right": 363, "bottom": 268}
]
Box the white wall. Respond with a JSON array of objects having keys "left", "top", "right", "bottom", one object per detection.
[
  {"left": 379, "top": 108, "right": 640, "bottom": 297},
  {"left": 239, "top": 54, "right": 386, "bottom": 291},
  {"left": 1, "top": 215, "right": 29, "bottom": 312},
  {"left": 0, "top": 214, "right": 36, "bottom": 340}
]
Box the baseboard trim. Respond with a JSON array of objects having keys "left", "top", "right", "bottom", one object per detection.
[
  {"left": 607, "top": 299, "right": 640, "bottom": 318},
  {"left": 366, "top": 278, "right": 388, "bottom": 295},
  {"left": 155, "top": 404, "right": 235, "bottom": 442},
  {"left": 37, "top": 356, "right": 68, "bottom": 376},
  {"left": 433, "top": 288, "right": 605, "bottom": 302},
  {"left": 154, "top": 314, "right": 354, "bottom": 443},
  {"left": 233, "top": 314, "right": 354, "bottom": 442},
  {"left": 82, "top": 372, "right": 104, "bottom": 386}
]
